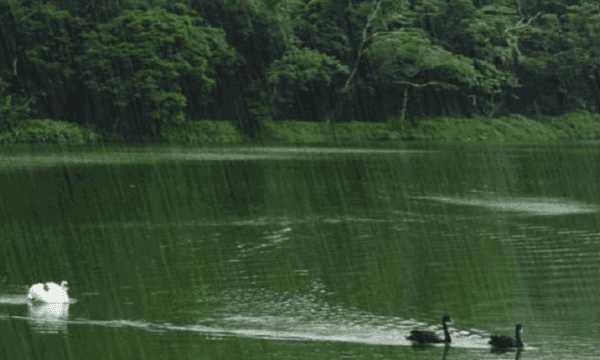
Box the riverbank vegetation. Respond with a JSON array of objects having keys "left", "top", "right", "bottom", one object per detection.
[
  {"left": 0, "top": 119, "right": 101, "bottom": 144},
  {"left": 1, "top": 0, "right": 600, "bottom": 142},
  {"left": 3, "top": 111, "right": 600, "bottom": 144},
  {"left": 154, "top": 111, "right": 600, "bottom": 143}
]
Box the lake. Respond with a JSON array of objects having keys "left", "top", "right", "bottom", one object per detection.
[{"left": 0, "top": 143, "right": 599, "bottom": 359}]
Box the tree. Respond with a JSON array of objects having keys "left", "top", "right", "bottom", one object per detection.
[
  {"left": 0, "top": 0, "right": 90, "bottom": 124},
  {"left": 0, "top": 77, "right": 33, "bottom": 131},
  {"left": 188, "top": 0, "right": 289, "bottom": 133},
  {"left": 77, "top": 6, "right": 237, "bottom": 137},
  {"left": 369, "top": 27, "right": 482, "bottom": 122},
  {"left": 267, "top": 45, "right": 349, "bottom": 121},
  {"left": 518, "top": 1, "right": 600, "bottom": 114},
  {"left": 461, "top": 3, "right": 538, "bottom": 116}
]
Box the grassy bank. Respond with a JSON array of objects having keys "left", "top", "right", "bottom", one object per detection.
[
  {"left": 258, "top": 111, "right": 600, "bottom": 143},
  {"left": 2, "top": 111, "right": 600, "bottom": 144},
  {"left": 0, "top": 119, "right": 101, "bottom": 144}
]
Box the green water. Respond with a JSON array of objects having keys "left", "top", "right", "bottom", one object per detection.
[{"left": 1, "top": 144, "right": 599, "bottom": 359}]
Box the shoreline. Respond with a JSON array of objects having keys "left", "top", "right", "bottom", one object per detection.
[{"left": 2, "top": 111, "right": 600, "bottom": 145}]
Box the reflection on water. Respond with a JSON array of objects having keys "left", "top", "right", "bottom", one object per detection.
[
  {"left": 27, "top": 303, "right": 69, "bottom": 333},
  {"left": 415, "top": 195, "right": 598, "bottom": 215}
]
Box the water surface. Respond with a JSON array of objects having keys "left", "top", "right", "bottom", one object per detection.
[{"left": 0, "top": 144, "right": 599, "bottom": 359}]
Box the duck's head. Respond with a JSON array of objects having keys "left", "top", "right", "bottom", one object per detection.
[{"left": 60, "top": 281, "right": 68, "bottom": 290}]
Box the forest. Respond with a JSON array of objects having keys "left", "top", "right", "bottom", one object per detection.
[{"left": 0, "top": 0, "right": 599, "bottom": 140}]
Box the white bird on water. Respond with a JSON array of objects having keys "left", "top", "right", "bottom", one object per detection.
[{"left": 28, "top": 281, "right": 69, "bottom": 303}]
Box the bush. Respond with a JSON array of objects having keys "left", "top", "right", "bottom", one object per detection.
[
  {"left": 259, "top": 120, "right": 402, "bottom": 144},
  {"left": 163, "top": 120, "right": 244, "bottom": 144},
  {"left": 259, "top": 120, "right": 330, "bottom": 143},
  {"left": 0, "top": 119, "right": 102, "bottom": 144},
  {"left": 408, "top": 115, "right": 565, "bottom": 142},
  {"left": 0, "top": 78, "right": 33, "bottom": 132},
  {"left": 491, "top": 115, "right": 559, "bottom": 141},
  {"left": 545, "top": 111, "right": 600, "bottom": 139},
  {"left": 332, "top": 122, "right": 400, "bottom": 142}
]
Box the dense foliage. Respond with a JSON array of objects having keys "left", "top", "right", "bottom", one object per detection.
[
  {"left": 0, "top": 119, "right": 101, "bottom": 144},
  {"left": 162, "top": 120, "right": 244, "bottom": 144},
  {"left": 1, "top": 0, "right": 599, "bottom": 139}
]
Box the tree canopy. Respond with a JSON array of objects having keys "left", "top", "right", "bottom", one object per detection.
[
  {"left": 77, "top": 6, "right": 236, "bottom": 135},
  {"left": 0, "top": 0, "right": 599, "bottom": 138}
]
